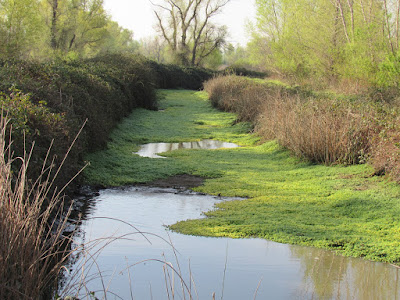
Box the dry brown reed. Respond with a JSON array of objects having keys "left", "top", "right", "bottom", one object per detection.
[
  {"left": 204, "top": 75, "right": 377, "bottom": 165},
  {"left": 371, "top": 117, "right": 400, "bottom": 180},
  {"left": 205, "top": 75, "right": 278, "bottom": 123},
  {"left": 0, "top": 114, "right": 84, "bottom": 299},
  {"left": 258, "top": 96, "right": 376, "bottom": 164}
]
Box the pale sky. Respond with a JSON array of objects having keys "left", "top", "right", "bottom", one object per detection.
[{"left": 103, "top": 0, "right": 256, "bottom": 46}]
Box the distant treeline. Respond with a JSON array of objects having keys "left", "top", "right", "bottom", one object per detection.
[
  {"left": 249, "top": 0, "right": 400, "bottom": 89},
  {"left": 0, "top": 54, "right": 265, "bottom": 191}
]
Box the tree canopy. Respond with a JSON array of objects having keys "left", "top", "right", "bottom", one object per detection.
[
  {"left": 0, "top": 0, "right": 138, "bottom": 59},
  {"left": 249, "top": 0, "right": 400, "bottom": 86}
]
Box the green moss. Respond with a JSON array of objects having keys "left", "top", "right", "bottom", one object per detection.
[
  {"left": 84, "top": 89, "right": 258, "bottom": 185},
  {"left": 85, "top": 89, "right": 400, "bottom": 264}
]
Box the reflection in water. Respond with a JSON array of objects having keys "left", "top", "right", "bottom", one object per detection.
[
  {"left": 64, "top": 187, "right": 400, "bottom": 299},
  {"left": 134, "top": 140, "right": 239, "bottom": 158},
  {"left": 291, "top": 245, "right": 400, "bottom": 299},
  {"left": 292, "top": 247, "right": 348, "bottom": 298}
]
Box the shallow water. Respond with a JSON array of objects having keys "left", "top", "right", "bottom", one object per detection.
[
  {"left": 66, "top": 187, "right": 400, "bottom": 299},
  {"left": 134, "top": 140, "right": 239, "bottom": 158}
]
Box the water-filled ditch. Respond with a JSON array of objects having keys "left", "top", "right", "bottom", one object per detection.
[
  {"left": 62, "top": 140, "right": 400, "bottom": 299},
  {"left": 133, "top": 140, "right": 240, "bottom": 158},
  {"left": 65, "top": 186, "right": 400, "bottom": 299}
]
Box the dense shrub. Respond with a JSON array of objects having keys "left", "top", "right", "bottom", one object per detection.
[
  {"left": 222, "top": 66, "right": 268, "bottom": 78},
  {"left": 148, "top": 61, "right": 214, "bottom": 90},
  {"left": 0, "top": 54, "right": 157, "bottom": 189},
  {"left": 147, "top": 62, "right": 265, "bottom": 90},
  {"left": 258, "top": 96, "right": 378, "bottom": 165},
  {"left": 0, "top": 88, "right": 74, "bottom": 190},
  {"left": 204, "top": 75, "right": 387, "bottom": 166},
  {"left": 206, "top": 75, "right": 291, "bottom": 122},
  {"left": 205, "top": 75, "right": 263, "bottom": 122},
  {"left": 370, "top": 108, "right": 400, "bottom": 180}
]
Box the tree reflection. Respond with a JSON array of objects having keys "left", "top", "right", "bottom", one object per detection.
[
  {"left": 134, "top": 140, "right": 239, "bottom": 158},
  {"left": 291, "top": 246, "right": 400, "bottom": 299}
]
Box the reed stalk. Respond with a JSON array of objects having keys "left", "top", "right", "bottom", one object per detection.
[{"left": 0, "top": 114, "right": 84, "bottom": 299}]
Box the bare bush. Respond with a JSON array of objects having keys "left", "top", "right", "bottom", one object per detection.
[
  {"left": 205, "top": 75, "right": 275, "bottom": 122},
  {"left": 257, "top": 96, "right": 376, "bottom": 164},
  {"left": 370, "top": 113, "right": 400, "bottom": 180},
  {"left": 204, "top": 75, "right": 378, "bottom": 165}
]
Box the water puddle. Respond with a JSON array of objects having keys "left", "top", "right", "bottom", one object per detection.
[
  {"left": 134, "top": 140, "right": 239, "bottom": 158},
  {"left": 64, "top": 187, "right": 400, "bottom": 299}
]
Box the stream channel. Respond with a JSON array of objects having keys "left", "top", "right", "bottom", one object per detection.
[{"left": 66, "top": 141, "right": 400, "bottom": 299}]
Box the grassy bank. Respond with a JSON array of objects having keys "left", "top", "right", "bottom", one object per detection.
[{"left": 85, "top": 89, "right": 400, "bottom": 264}]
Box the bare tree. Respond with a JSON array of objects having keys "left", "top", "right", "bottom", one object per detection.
[
  {"left": 49, "top": 0, "right": 59, "bottom": 49},
  {"left": 139, "top": 36, "right": 168, "bottom": 63},
  {"left": 151, "top": 0, "right": 230, "bottom": 66}
]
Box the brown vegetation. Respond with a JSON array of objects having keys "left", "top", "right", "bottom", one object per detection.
[
  {"left": 0, "top": 115, "right": 81, "bottom": 299},
  {"left": 204, "top": 75, "right": 400, "bottom": 180}
]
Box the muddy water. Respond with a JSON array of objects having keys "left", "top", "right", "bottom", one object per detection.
[
  {"left": 68, "top": 187, "right": 400, "bottom": 299},
  {"left": 134, "top": 140, "right": 239, "bottom": 158}
]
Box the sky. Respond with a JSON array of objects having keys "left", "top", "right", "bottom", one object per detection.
[{"left": 103, "top": 0, "right": 256, "bottom": 46}]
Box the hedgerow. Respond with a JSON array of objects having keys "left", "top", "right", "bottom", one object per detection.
[{"left": 0, "top": 54, "right": 157, "bottom": 190}]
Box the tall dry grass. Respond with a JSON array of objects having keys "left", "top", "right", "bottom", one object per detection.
[
  {"left": 204, "top": 75, "right": 378, "bottom": 165},
  {"left": 205, "top": 75, "right": 275, "bottom": 123},
  {"left": 370, "top": 111, "right": 400, "bottom": 180},
  {"left": 0, "top": 114, "right": 83, "bottom": 299},
  {"left": 257, "top": 96, "right": 377, "bottom": 164}
]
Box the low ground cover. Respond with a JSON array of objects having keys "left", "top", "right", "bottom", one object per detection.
[
  {"left": 84, "top": 90, "right": 257, "bottom": 186},
  {"left": 85, "top": 89, "right": 400, "bottom": 263}
]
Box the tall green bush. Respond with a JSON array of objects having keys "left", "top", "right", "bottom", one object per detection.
[{"left": 0, "top": 54, "right": 157, "bottom": 189}]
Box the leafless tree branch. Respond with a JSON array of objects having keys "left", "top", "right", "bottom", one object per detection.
[{"left": 151, "top": 0, "right": 230, "bottom": 65}]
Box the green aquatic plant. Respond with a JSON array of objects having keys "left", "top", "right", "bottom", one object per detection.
[
  {"left": 84, "top": 89, "right": 258, "bottom": 186},
  {"left": 85, "top": 89, "right": 400, "bottom": 263}
]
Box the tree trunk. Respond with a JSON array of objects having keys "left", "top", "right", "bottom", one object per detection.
[
  {"left": 336, "top": 0, "right": 351, "bottom": 43},
  {"left": 50, "top": 0, "right": 59, "bottom": 50},
  {"left": 383, "top": 0, "right": 396, "bottom": 55},
  {"left": 396, "top": 0, "right": 400, "bottom": 46},
  {"left": 346, "top": 0, "right": 354, "bottom": 40}
]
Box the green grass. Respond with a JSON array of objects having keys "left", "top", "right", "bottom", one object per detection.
[
  {"left": 84, "top": 90, "right": 258, "bottom": 185},
  {"left": 85, "top": 89, "right": 400, "bottom": 263}
]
